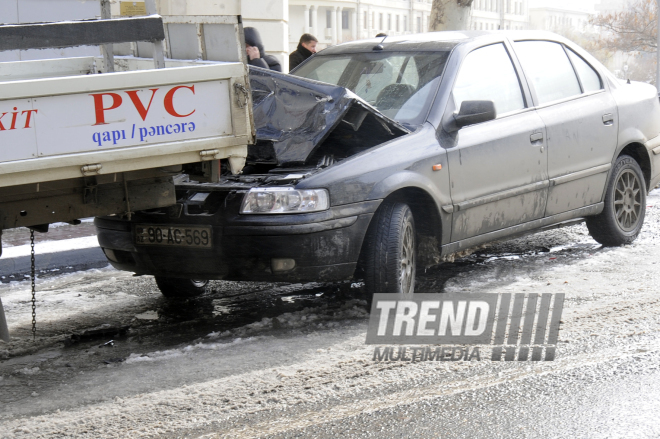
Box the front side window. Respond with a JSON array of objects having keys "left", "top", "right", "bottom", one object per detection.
[
  {"left": 293, "top": 51, "right": 449, "bottom": 124},
  {"left": 453, "top": 43, "right": 525, "bottom": 116},
  {"left": 514, "top": 41, "right": 581, "bottom": 105}
]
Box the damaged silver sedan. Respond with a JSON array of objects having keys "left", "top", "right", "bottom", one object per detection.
[{"left": 95, "top": 31, "right": 660, "bottom": 297}]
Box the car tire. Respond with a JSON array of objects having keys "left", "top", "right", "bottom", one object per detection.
[
  {"left": 154, "top": 277, "right": 209, "bottom": 298},
  {"left": 364, "top": 202, "right": 416, "bottom": 295},
  {"left": 586, "top": 155, "right": 646, "bottom": 246}
]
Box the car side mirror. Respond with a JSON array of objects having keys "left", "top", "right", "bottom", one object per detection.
[{"left": 453, "top": 100, "right": 496, "bottom": 130}]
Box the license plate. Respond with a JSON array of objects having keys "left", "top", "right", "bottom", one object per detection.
[{"left": 135, "top": 224, "right": 212, "bottom": 248}]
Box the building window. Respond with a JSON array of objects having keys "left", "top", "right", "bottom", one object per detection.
[
  {"left": 372, "top": 12, "right": 375, "bottom": 29},
  {"left": 364, "top": 11, "right": 367, "bottom": 30},
  {"left": 342, "top": 10, "right": 349, "bottom": 29},
  {"left": 416, "top": 16, "right": 421, "bottom": 33},
  {"left": 404, "top": 16, "right": 408, "bottom": 31},
  {"left": 309, "top": 11, "right": 313, "bottom": 27},
  {"left": 388, "top": 14, "right": 392, "bottom": 30},
  {"left": 396, "top": 15, "right": 400, "bottom": 32},
  {"left": 379, "top": 13, "right": 383, "bottom": 30},
  {"left": 326, "top": 10, "right": 331, "bottom": 29}
]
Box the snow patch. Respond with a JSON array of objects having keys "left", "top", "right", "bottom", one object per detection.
[
  {"left": 1, "top": 236, "right": 99, "bottom": 258},
  {"left": 124, "top": 337, "right": 255, "bottom": 364},
  {"left": 17, "top": 367, "right": 40, "bottom": 376},
  {"left": 134, "top": 310, "right": 158, "bottom": 320}
]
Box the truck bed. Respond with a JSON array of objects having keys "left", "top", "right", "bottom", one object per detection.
[{"left": 0, "top": 56, "right": 252, "bottom": 231}]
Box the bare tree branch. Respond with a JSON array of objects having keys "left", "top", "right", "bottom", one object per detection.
[{"left": 590, "top": 0, "right": 658, "bottom": 53}]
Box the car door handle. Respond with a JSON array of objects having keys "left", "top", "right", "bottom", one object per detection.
[
  {"left": 530, "top": 132, "right": 544, "bottom": 143},
  {"left": 602, "top": 113, "right": 614, "bottom": 126}
]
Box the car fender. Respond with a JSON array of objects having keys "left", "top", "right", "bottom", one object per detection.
[{"left": 367, "top": 170, "right": 452, "bottom": 244}]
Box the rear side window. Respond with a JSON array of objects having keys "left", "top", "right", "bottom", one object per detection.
[
  {"left": 514, "top": 41, "right": 581, "bottom": 105},
  {"left": 566, "top": 49, "right": 602, "bottom": 93},
  {"left": 453, "top": 43, "right": 525, "bottom": 116}
]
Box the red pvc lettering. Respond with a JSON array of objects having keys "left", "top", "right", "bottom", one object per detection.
[
  {"left": 0, "top": 113, "right": 6, "bottom": 131},
  {"left": 22, "top": 109, "right": 38, "bottom": 129},
  {"left": 125, "top": 89, "right": 159, "bottom": 121},
  {"left": 90, "top": 93, "right": 123, "bottom": 125},
  {"left": 9, "top": 107, "right": 18, "bottom": 130},
  {"left": 163, "top": 85, "right": 195, "bottom": 118}
]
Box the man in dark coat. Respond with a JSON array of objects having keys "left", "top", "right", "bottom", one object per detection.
[
  {"left": 244, "top": 27, "right": 282, "bottom": 72},
  {"left": 289, "top": 33, "right": 318, "bottom": 72}
]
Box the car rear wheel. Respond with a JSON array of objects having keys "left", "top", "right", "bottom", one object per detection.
[
  {"left": 586, "top": 155, "right": 646, "bottom": 246},
  {"left": 154, "top": 277, "right": 209, "bottom": 298},
  {"left": 364, "top": 202, "right": 416, "bottom": 295}
]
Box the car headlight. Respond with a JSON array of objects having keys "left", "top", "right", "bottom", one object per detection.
[{"left": 240, "top": 187, "right": 329, "bottom": 214}]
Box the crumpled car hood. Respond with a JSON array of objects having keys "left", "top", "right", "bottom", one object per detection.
[{"left": 249, "top": 66, "right": 409, "bottom": 166}]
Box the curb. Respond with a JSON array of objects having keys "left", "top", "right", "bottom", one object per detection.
[{"left": 0, "top": 246, "right": 108, "bottom": 278}]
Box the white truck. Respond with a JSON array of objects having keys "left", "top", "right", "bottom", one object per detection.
[
  {"left": 0, "top": 4, "right": 253, "bottom": 253},
  {"left": 0, "top": 1, "right": 254, "bottom": 341}
]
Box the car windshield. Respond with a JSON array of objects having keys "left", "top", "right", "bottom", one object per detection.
[{"left": 292, "top": 51, "right": 450, "bottom": 125}]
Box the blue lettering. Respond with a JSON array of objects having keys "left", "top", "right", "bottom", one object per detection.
[
  {"left": 139, "top": 127, "right": 148, "bottom": 142},
  {"left": 148, "top": 126, "right": 156, "bottom": 136},
  {"left": 102, "top": 132, "right": 111, "bottom": 142},
  {"left": 165, "top": 124, "right": 172, "bottom": 134},
  {"left": 181, "top": 123, "right": 187, "bottom": 132},
  {"left": 173, "top": 124, "right": 181, "bottom": 134},
  {"left": 156, "top": 125, "right": 165, "bottom": 135},
  {"left": 92, "top": 132, "right": 102, "bottom": 146},
  {"left": 188, "top": 122, "right": 195, "bottom": 132},
  {"left": 112, "top": 130, "right": 121, "bottom": 144}
]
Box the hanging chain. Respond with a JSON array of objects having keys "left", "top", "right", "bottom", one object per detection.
[{"left": 30, "top": 229, "right": 36, "bottom": 341}]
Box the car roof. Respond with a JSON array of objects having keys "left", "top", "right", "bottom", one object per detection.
[{"left": 318, "top": 30, "right": 570, "bottom": 55}]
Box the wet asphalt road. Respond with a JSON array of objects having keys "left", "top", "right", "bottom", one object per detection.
[{"left": 263, "top": 348, "right": 660, "bottom": 439}]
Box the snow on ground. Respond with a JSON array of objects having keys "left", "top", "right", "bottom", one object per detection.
[
  {"left": 0, "top": 191, "right": 659, "bottom": 437},
  {"left": 0, "top": 236, "right": 99, "bottom": 259}
]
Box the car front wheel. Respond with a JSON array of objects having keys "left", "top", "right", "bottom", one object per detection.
[
  {"left": 364, "top": 202, "right": 416, "bottom": 295},
  {"left": 154, "top": 277, "right": 209, "bottom": 298},
  {"left": 586, "top": 155, "right": 646, "bottom": 246}
]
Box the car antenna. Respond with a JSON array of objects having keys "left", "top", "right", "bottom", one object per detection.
[{"left": 373, "top": 35, "right": 387, "bottom": 51}]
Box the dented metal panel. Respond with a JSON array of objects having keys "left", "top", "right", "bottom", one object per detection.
[{"left": 248, "top": 67, "right": 408, "bottom": 165}]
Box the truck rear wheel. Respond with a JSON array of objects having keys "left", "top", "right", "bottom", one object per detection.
[{"left": 154, "top": 277, "right": 209, "bottom": 298}]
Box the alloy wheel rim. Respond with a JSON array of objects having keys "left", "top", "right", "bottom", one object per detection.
[
  {"left": 613, "top": 169, "right": 642, "bottom": 232},
  {"left": 399, "top": 219, "right": 415, "bottom": 294}
]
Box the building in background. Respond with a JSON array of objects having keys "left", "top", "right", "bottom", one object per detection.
[
  {"left": 528, "top": 5, "right": 594, "bottom": 34},
  {"left": 595, "top": 0, "right": 628, "bottom": 13},
  {"left": 287, "top": 0, "right": 433, "bottom": 53},
  {"left": 470, "top": 0, "right": 530, "bottom": 31}
]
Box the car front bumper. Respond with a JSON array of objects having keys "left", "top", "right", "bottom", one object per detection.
[{"left": 94, "top": 199, "right": 380, "bottom": 282}]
